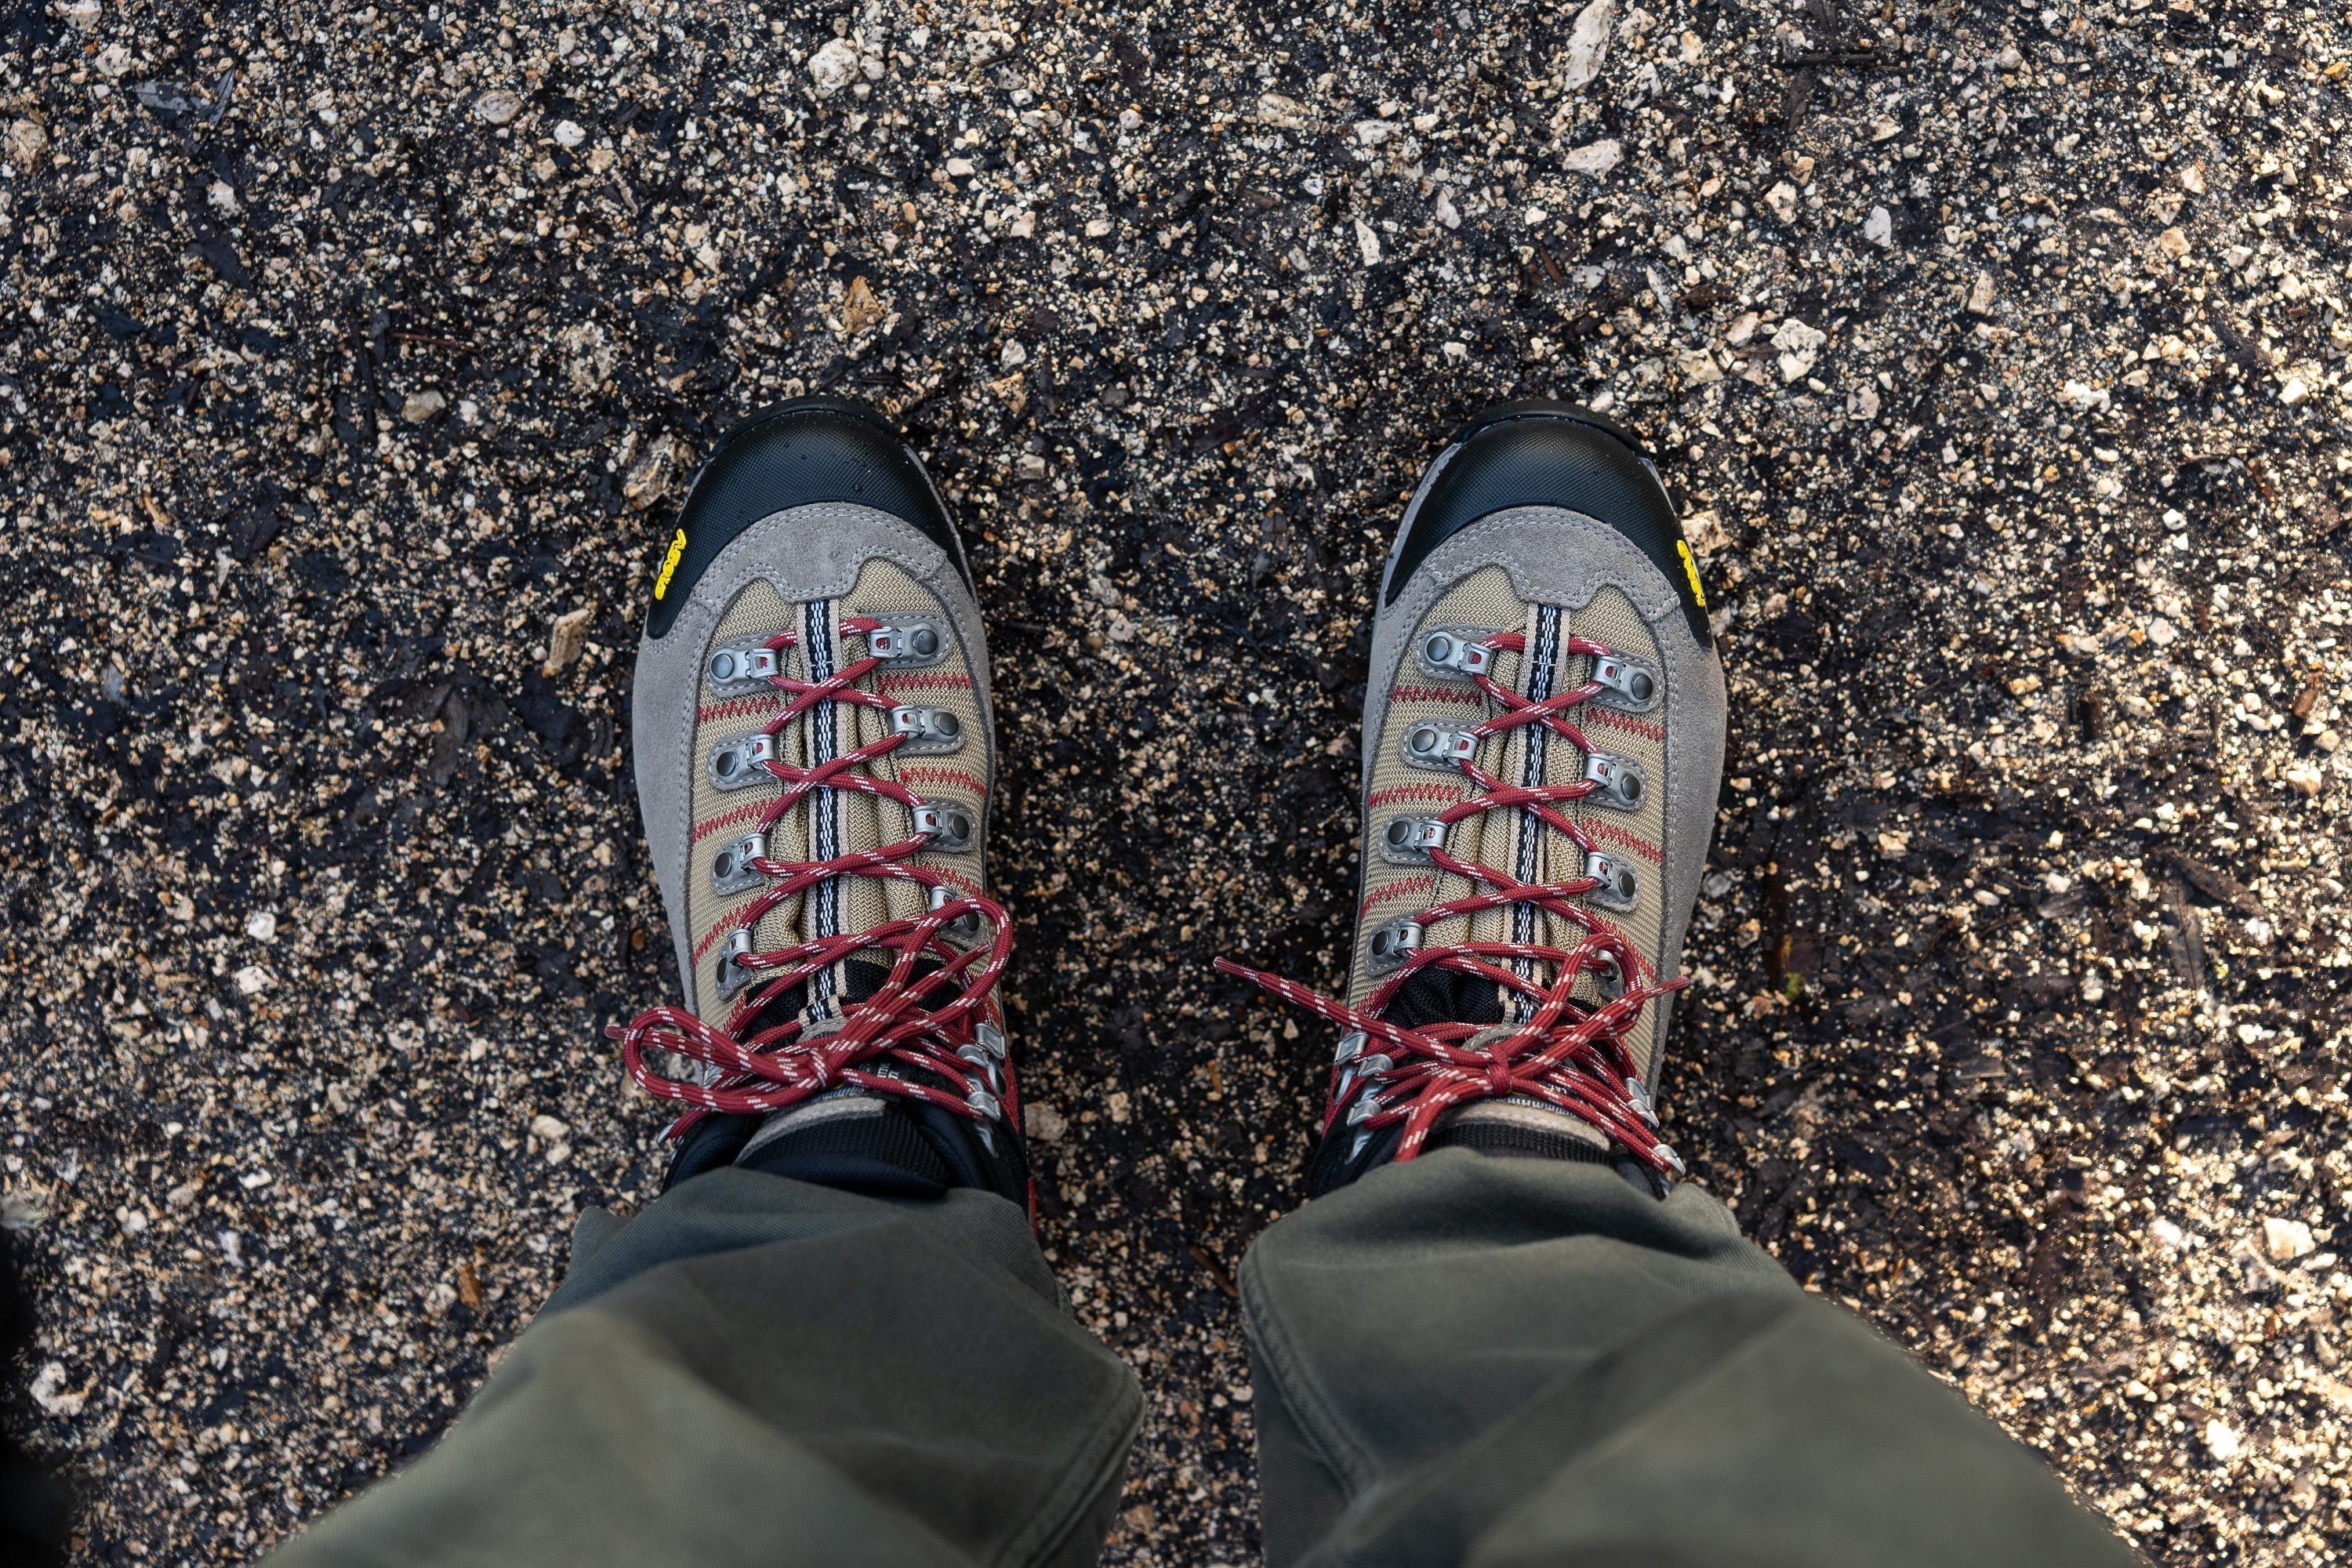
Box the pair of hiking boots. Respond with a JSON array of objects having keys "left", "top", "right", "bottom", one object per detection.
[{"left": 611, "top": 398, "right": 1723, "bottom": 1207}]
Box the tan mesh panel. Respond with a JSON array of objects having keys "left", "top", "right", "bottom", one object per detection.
[
  {"left": 826, "top": 612, "right": 894, "bottom": 946},
  {"left": 1564, "top": 586, "right": 1671, "bottom": 1077},
  {"left": 1485, "top": 602, "right": 1550, "bottom": 1019},
  {"left": 682, "top": 562, "right": 989, "bottom": 1025},
  {"left": 688, "top": 582, "right": 805, "bottom": 1022},
  {"left": 842, "top": 558, "right": 990, "bottom": 924},
  {"left": 1352, "top": 565, "right": 1526, "bottom": 1010}
]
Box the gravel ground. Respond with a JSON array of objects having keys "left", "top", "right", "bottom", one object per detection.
[{"left": 5, "top": 1, "right": 2350, "bottom": 1563}]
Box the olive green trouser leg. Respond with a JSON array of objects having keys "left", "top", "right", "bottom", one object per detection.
[
  {"left": 1242, "top": 1148, "right": 2140, "bottom": 1568},
  {"left": 263, "top": 1167, "right": 1142, "bottom": 1568}
]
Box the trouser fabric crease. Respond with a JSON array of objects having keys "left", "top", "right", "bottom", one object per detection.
[{"left": 264, "top": 1153, "right": 2134, "bottom": 1568}]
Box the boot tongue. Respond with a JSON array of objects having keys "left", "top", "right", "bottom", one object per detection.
[
  {"left": 663, "top": 956, "right": 1004, "bottom": 1196},
  {"left": 1377, "top": 965, "right": 1504, "bottom": 1032},
  {"left": 1377, "top": 969, "right": 1625, "bottom": 1170},
  {"left": 661, "top": 960, "right": 884, "bottom": 1188}
]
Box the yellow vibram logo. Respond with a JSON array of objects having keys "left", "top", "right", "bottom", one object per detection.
[
  {"left": 1675, "top": 539, "right": 1708, "bottom": 610},
  {"left": 652, "top": 529, "right": 688, "bottom": 601}
]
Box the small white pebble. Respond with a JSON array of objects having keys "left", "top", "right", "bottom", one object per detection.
[
  {"left": 808, "top": 38, "right": 861, "bottom": 96},
  {"left": 2263, "top": 1216, "right": 2315, "bottom": 1262},
  {"left": 29, "top": 1363, "right": 84, "bottom": 1417},
  {"left": 1561, "top": 139, "right": 1622, "bottom": 177}
]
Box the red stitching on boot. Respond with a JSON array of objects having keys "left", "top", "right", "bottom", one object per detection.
[
  {"left": 1360, "top": 874, "right": 1438, "bottom": 915},
  {"left": 876, "top": 671, "right": 977, "bottom": 695},
  {"left": 1388, "top": 683, "right": 1486, "bottom": 708},
  {"left": 1367, "top": 782, "right": 1469, "bottom": 809},
  {"left": 897, "top": 764, "right": 990, "bottom": 797}
]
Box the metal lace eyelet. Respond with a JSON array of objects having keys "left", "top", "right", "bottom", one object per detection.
[
  {"left": 1364, "top": 919, "right": 1425, "bottom": 973},
  {"left": 1588, "top": 653, "right": 1662, "bottom": 713},
  {"left": 710, "top": 832, "right": 770, "bottom": 895},
  {"left": 714, "top": 927, "right": 758, "bottom": 999},
  {"left": 1333, "top": 1029, "right": 1368, "bottom": 1065},
  {"left": 1402, "top": 722, "right": 1479, "bottom": 771},
  {"left": 1588, "top": 949, "right": 1628, "bottom": 1001},
  {"left": 1581, "top": 751, "right": 1647, "bottom": 811},
  {"left": 867, "top": 618, "right": 948, "bottom": 666},
  {"left": 1624, "top": 1075, "right": 1660, "bottom": 1127},
  {"left": 1345, "top": 1089, "right": 1386, "bottom": 1125},
  {"left": 706, "top": 642, "right": 782, "bottom": 691},
  {"left": 891, "top": 705, "right": 965, "bottom": 754},
  {"left": 957, "top": 1042, "right": 1008, "bottom": 1108},
  {"left": 974, "top": 1022, "right": 1008, "bottom": 1059},
  {"left": 1417, "top": 626, "right": 1496, "bottom": 680},
  {"left": 709, "top": 731, "right": 778, "bottom": 791},
  {"left": 927, "top": 882, "right": 986, "bottom": 945},
  {"left": 1335, "top": 1051, "right": 1390, "bottom": 1107},
  {"left": 1581, "top": 850, "right": 1641, "bottom": 912},
  {"left": 910, "top": 798, "right": 976, "bottom": 851},
  {"left": 966, "top": 1087, "right": 1003, "bottom": 1122},
  {"left": 1377, "top": 815, "right": 1448, "bottom": 865}
]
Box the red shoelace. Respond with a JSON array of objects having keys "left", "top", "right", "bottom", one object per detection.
[
  {"left": 611, "top": 618, "right": 1014, "bottom": 1141},
  {"left": 1216, "top": 629, "right": 1686, "bottom": 1181}
]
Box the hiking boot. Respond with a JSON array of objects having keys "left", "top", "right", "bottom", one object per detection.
[
  {"left": 612, "top": 397, "right": 1027, "bottom": 1207},
  {"left": 1220, "top": 401, "right": 1726, "bottom": 1195}
]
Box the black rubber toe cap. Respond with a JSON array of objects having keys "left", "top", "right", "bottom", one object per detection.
[
  {"left": 1387, "top": 402, "right": 1711, "bottom": 648},
  {"left": 645, "top": 397, "right": 965, "bottom": 640}
]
